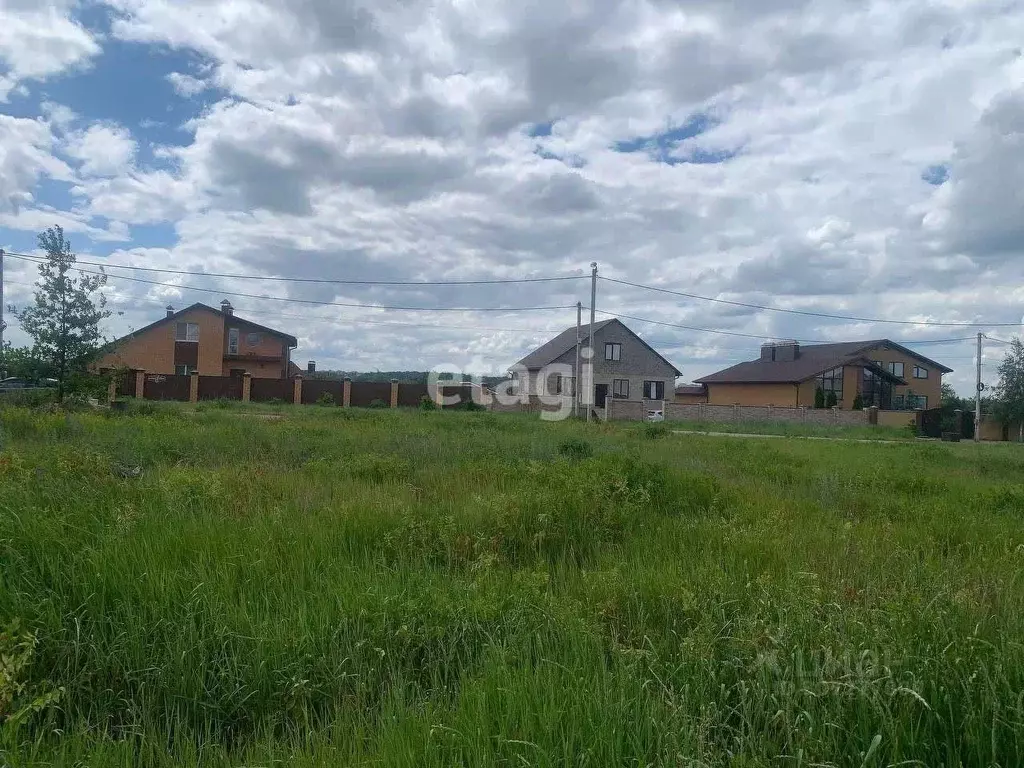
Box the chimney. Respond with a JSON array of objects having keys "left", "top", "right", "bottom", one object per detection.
[
  {"left": 220, "top": 299, "right": 233, "bottom": 316},
  {"left": 761, "top": 341, "right": 800, "bottom": 362},
  {"left": 165, "top": 305, "right": 175, "bottom": 318},
  {"left": 307, "top": 361, "right": 316, "bottom": 374},
  {"left": 760, "top": 343, "right": 774, "bottom": 361}
]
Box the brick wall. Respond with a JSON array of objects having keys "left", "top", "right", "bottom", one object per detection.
[{"left": 606, "top": 400, "right": 872, "bottom": 427}]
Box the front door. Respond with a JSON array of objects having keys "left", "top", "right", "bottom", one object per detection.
[{"left": 594, "top": 384, "right": 608, "bottom": 408}]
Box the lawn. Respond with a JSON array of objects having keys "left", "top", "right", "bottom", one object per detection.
[{"left": 1, "top": 403, "right": 1023, "bottom": 766}]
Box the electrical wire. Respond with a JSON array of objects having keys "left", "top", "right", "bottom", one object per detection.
[
  {"left": 600, "top": 275, "right": 1024, "bottom": 328},
  {"left": 3, "top": 251, "right": 584, "bottom": 287},
  {"left": 5, "top": 257, "right": 578, "bottom": 314}
]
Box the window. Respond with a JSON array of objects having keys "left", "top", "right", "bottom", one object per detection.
[
  {"left": 247, "top": 332, "right": 262, "bottom": 346},
  {"left": 817, "top": 366, "right": 844, "bottom": 404},
  {"left": 889, "top": 362, "right": 904, "bottom": 378},
  {"left": 913, "top": 366, "right": 928, "bottom": 379},
  {"left": 643, "top": 381, "right": 665, "bottom": 400},
  {"left": 604, "top": 342, "right": 621, "bottom": 361},
  {"left": 174, "top": 364, "right": 194, "bottom": 376},
  {"left": 175, "top": 322, "right": 199, "bottom": 342},
  {"left": 909, "top": 394, "right": 928, "bottom": 409},
  {"left": 228, "top": 328, "right": 239, "bottom": 355},
  {"left": 612, "top": 379, "right": 629, "bottom": 398},
  {"left": 555, "top": 376, "right": 575, "bottom": 396}
]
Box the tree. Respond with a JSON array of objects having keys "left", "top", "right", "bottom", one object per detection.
[
  {"left": 814, "top": 386, "right": 825, "bottom": 409},
  {"left": 13, "top": 227, "right": 109, "bottom": 401},
  {"left": 825, "top": 390, "right": 838, "bottom": 408},
  {"left": 993, "top": 337, "right": 1024, "bottom": 442},
  {"left": 941, "top": 382, "right": 961, "bottom": 409},
  {"left": 852, "top": 392, "right": 864, "bottom": 410},
  {"left": 0, "top": 342, "right": 53, "bottom": 381}
]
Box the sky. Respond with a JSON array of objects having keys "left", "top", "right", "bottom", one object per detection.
[{"left": 1, "top": 0, "right": 1023, "bottom": 394}]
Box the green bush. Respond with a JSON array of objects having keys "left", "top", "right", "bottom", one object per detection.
[
  {"left": 369, "top": 398, "right": 388, "bottom": 409},
  {"left": 814, "top": 387, "right": 825, "bottom": 409},
  {"left": 558, "top": 437, "right": 593, "bottom": 460},
  {"left": 825, "top": 390, "right": 838, "bottom": 408},
  {"left": 852, "top": 393, "right": 864, "bottom": 410},
  {"left": 316, "top": 391, "right": 336, "bottom": 406},
  {"left": 644, "top": 423, "right": 669, "bottom": 440},
  {"left": 419, "top": 395, "right": 437, "bottom": 411}
]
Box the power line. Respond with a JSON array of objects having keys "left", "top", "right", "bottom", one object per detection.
[
  {"left": 3, "top": 251, "right": 584, "bottom": 287},
  {"left": 600, "top": 275, "right": 1024, "bottom": 328},
  {"left": 983, "top": 334, "right": 1018, "bottom": 346},
  {"left": 7, "top": 256, "right": 577, "bottom": 314}
]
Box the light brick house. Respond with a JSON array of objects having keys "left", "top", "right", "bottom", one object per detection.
[
  {"left": 693, "top": 340, "right": 952, "bottom": 410},
  {"left": 97, "top": 301, "right": 298, "bottom": 379},
  {"left": 511, "top": 319, "right": 681, "bottom": 407}
]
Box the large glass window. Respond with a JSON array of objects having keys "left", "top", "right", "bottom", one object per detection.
[
  {"left": 889, "top": 362, "right": 904, "bottom": 378},
  {"left": 612, "top": 379, "right": 629, "bottom": 398},
  {"left": 862, "top": 367, "right": 893, "bottom": 409},
  {"left": 913, "top": 366, "right": 928, "bottom": 379},
  {"left": 228, "top": 328, "right": 239, "bottom": 354},
  {"left": 175, "top": 322, "right": 199, "bottom": 342},
  {"left": 643, "top": 381, "right": 665, "bottom": 399},
  {"left": 817, "top": 367, "right": 844, "bottom": 404}
]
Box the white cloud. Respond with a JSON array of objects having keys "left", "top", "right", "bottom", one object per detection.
[
  {"left": 0, "top": 0, "right": 100, "bottom": 100},
  {"left": 166, "top": 71, "right": 209, "bottom": 98},
  {"left": 64, "top": 123, "right": 138, "bottom": 177},
  {"left": 0, "top": 114, "right": 75, "bottom": 211}
]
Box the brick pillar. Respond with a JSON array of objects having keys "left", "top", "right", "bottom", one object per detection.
[
  {"left": 390, "top": 378, "right": 399, "bottom": 408},
  {"left": 189, "top": 372, "right": 199, "bottom": 404},
  {"left": 343, "top": 377, "right": 352, "bottom": 407},
  {"left": 134, "top": 369, "right": 145, "bottom": 399},
  {"left": 868, "top": 406, "right": 879, "bottom": 425},
  {"left": 242, "top": 372, "right": 252, "bottom": 403},
  {"left": 293, "top": 374, "right": 303, "bottom": 405},
  {"left": 107, "top": 378, "right": 117, "bottom": 404}
]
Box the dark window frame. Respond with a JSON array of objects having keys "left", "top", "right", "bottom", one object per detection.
[
  {"left": 643, "top": 380, "right": 665, "bottom": 400},
  {"left": 913, "top": 366, "right": 928, "bottom": 379},
  {"left": 612, "top": 379, "right": 629, "bottom": 398},
  {"left": 817, "top": 366, "right": 844, "bottom": 404},
  {"left": 604, "top": 342, "right": 622, "bottom": 362},
  {"left": 175, "top": 322, "right": 199, "bottom": 342}
]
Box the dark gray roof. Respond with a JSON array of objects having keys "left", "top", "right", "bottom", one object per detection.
[
  {"left": 111, "top": 302, "right": 298, "bottom": 348},
  {"left": 694, "top": 339, "right": 951, "bottom": 385},
  {"left": 513, "top": 318, "right": 682, "bottom": 376},
  {"left": 513, "top": 319, "right": 616, "bottom": 370}
]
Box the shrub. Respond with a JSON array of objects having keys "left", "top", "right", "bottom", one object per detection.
[
  {"left": 420, "top": 395, "right": 437, "bottom": 411},
  {"left": 644, "top": 424, "right": 669, "bottom": 440},
  {"left": 825, "top": 390, "right": 838, "bottom": 408},
  {"left": 369, "top": 399, "right": 388, "bottom": 409},
  {"left": 852, "top": 393, "right": 864, "bottom": 410},
  {"left": 558, "top": 438, "right": 593, "bottom": 460},
  {"left": 814, "top": 387, "right": 825, "bottom": 409},
  {"left": 317, "top": 391, "right": 336, "bottom": 406}
]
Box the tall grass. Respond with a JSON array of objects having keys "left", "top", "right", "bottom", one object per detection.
[{"left": 1, "top": 404, "right": 1023, "bottom": 765}]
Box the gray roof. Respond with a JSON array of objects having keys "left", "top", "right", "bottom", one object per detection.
[
  {"left": 675, "top": 384, "right": 707, "bottom": 396},
  {"left": 513, "top": 319, "right": 616, "bottom": 370},
  {"left": 513, "top": 318, "right": 682, "bottom": 376},
  {"left": 695, "top": 339, "right": 952, "bottom": 385}
]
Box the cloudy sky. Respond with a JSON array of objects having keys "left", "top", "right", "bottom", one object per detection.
[{"left": 1, "top": 0, "right": 1023, "bottom": 392}]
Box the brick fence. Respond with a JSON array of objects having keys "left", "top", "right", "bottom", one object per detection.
[
  {"left": 605, "top": 398, "right": 874, "bottom": 426},
  {"left": 114, "top": 371, "right": 486, "bottom": 410}
]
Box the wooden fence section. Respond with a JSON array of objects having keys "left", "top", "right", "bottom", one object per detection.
[
  {"left": 250, "top": 378, "right": 293, "bottom": 403},
  {"left": 144, "top": 374, "right": 191, "bottom": 401},
  {"left": 302, "top": 379, "right": 344, "bottom": 405},
  {"left": 349, "top": 381, "right": 392, "bottom": 407},
  {"left": 397, "top": 383, "right": 429, "bottom": 407},
  {"left": 198, "top": 376, "right": 243, "bottom": 401}
]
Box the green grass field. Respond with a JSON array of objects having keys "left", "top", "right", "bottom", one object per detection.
[{"left": 1, "top": 404, "right": 1023, "bottom": 766}]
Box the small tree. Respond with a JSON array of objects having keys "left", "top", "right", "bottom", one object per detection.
[
  {"left": 941, "top": 382, "right": 965, "bottom": 410},
  {"left": 814, "top": 387, "right": 825, "bottom": 409},
  {"left": 825, "top": 390, "right": 838, "bottom": 408},
  {"left": 852, "top": 392, "right": 864, "bottom": 410},
  {"left": 994, "top": 337, "right": 1024, "bottom": 442},
  {"left": 13, "top": 226, "right": 109, "bottom": 401}
]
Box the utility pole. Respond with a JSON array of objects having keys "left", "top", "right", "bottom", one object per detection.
[
  {"left": 587, "top": 262, "right": 597, "bottom": 423},
  {"left": 574, "top": 301, "right": 582, "bottom": 418},
  {"left": 975, "top": 332, "right": 983, "bottom": 442}
]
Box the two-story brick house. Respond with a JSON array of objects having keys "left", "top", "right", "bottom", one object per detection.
[
  {"left": 693, "top": 339, "right": 952, "bottom": 410},
  {"left": 511, "top": 319, "right": 681, "bottom": 406},
  {"left": 98, "top": 301, "right": 298, "bottom": 379}
]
